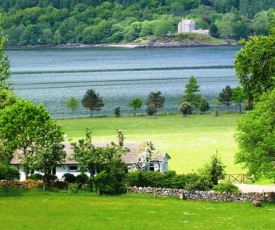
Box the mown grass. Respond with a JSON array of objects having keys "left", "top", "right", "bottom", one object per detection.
[
  {"left": 58, "top": 113, "right": 242, "bottom": 174},
  {"left": 1, "top": 190, "right": 275, "bottom": 230}
]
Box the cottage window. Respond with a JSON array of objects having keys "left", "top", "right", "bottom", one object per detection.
[
  {"left": 68, "top": 166, "right": 78, "bottom": 172},
  {"left": 150, "top": 164, "right": 154, "bottom": 171}
]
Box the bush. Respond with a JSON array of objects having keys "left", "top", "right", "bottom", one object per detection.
[
  {"left": 212, "top": 183, "right": 240, "bottom": 193},
  {"left": 76, "top": 173, "right": 88, "bottom": 184},
  {"left": 62, "top": 173, "right": 77, "bottom": 183},
  {"left": 29, "top": 173, "right": 43, "bottom": 181},
  {"left": 0, "top": 163, "right": 20, "bottom": 180},
  {"left": 184, "top": 173, "right": 212, "bottom": 191},
  {"left": 95, "top": 170, "right": 127, "bottom": 195}
]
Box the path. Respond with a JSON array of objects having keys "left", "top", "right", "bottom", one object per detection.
[{"left": 235, "top": 183, "right": 275, "bottom": 193}]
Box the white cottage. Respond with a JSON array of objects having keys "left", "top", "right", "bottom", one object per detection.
[{"left": 10, "top": 142, "right": 171, "bottom": 181}]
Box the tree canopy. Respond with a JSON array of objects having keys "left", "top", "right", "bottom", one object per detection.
[
  {"left": 71, "top": 128, "right": 129, "bottom": 194},
  {"left": 82, "top": 89, "right": 104, "bottom": 117},
  {"left": 0, "top": 99, "right": 64, "bottom": 181},
  {"left": 1, "top": 0, "right": 275, "bottom": 46},
  {"left": 146, "top": 91, "right": 165, "bottom": 114},
  {"left": 180, "top": 75, "right": 202, "bottom": 108},
  {"left": 235, "top": 89, "right": 275, "bottom": 179},
  {"left": 0, "top": 37, "right": 11, "bottom": 89},
  {"left": 234, "top": 32, "right": 275, "bottom": 105},
  {"left": 128, "top": 97, "right": 142, "bottom": 116},
  {"left": 218, "top": 85, "right": 233, "bottom": 111}
]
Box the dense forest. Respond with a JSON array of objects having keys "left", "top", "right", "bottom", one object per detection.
[{"left": 1, "top": 0, "right": 275, "bottom": 46}]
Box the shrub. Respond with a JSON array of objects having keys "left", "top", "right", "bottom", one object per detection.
[
  {"left": 76, "top": 173, "right": 88, "bottom": 184},
  {"left": 95, "top": 170, "right": 127, "bottom": 195},
  {"left": 29, "top": 173, "right": 43, "bottom": 181},
  {"left": 0, "top": 163, "right": 20, "bottom": 180},
  {"left": 212, "top": 183, "right": 240, "bottom": 193},
  {"left": 184, "top": 173, "right": 212, "bottom": 191},
  {"left": 68, "top": 183, "right": 79, "bottom": 194},
  {"left": 63, "top": 173, "right": 77, "bottom": 183}
]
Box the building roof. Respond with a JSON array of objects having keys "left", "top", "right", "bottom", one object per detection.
[{"left": 10, "top": 142, "right": 170, "bottom": 165}]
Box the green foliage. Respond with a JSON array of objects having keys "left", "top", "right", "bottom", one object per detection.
[
  {"left": 219, "top": 85, "right": 233, "bottom": 111},
  {"left": 0, "top": 89, "right": 17, "bottom": 110},
  {"left": 72, "top": 129, "right": 129, "bottom": 194},
  {"left": 180, "top": 75, "right": 202, "bottom": 108},
  {"left": 114, "top": 107, "right": 121, "bottom": 117},
  {"left": 212, "top": 183, "right": 240, "bottom": 193},
  {"left": 0, "top": 163, "right": 20, "bottom": 180},
  {"left": 179, "top": 101, "right": 192, "bottom": 116},
  {"left": 146, "top": 91, "right": 165, "bottom": 114},
  {"left": 232, "top": 86, "right": 246, "bottom": 113},
  {"left": 128, "top": 97, "right": 142, "bottom": 116},
  {"left": 235, "top": 89, "right": 275, "bottom": 179},
  {"left": 63, "top": 173, "right": 77, "bottom": 183},
  {"left": 82, "top": 89, "right": 104, "bottom": 117},
  {"left": 66, "top": 96, "right": 79, "bottom": 114},
  {"left": 76, "top": 173, "right": 88, "bottom": 184},
  {"left": 126, "top": 171, "right": 208, "bottom": 190},
  {"left": 198, "top": 153, "right": 226, "bottom": 186},
  {"left": 29, "top": 173, "right": 44, "bottom": 181},
  {"left": 0, "top": 0, "right": 275, "bottom": 47},
  {"left": 199, "top": 97, "right": 210, "bottom": 113},
  {"left": 68, "top": 183, "right": 79, "bottom": 194},
  {"left": 184, "top": 173, "right": 212, "bottom": 191},
  {"left": 234, "top": 32, "right": 275, "bottom": 104},
  {"left": 146, "top": 104, "right": 157, "bottom": 116},
  {"left": 0, "top": 37, "right": 11, "bottom": 90}
]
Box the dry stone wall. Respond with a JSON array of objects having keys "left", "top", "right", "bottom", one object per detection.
[{"left": 128, "top": 186, "right": 275, "bottom": 202}]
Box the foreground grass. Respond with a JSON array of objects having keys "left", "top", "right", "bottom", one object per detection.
[
  {"left": 58, "top": 113, "right": 242, "bottom": 174},
  {"left": 1, "top": 190, "right": 275, "bottom": 230}
]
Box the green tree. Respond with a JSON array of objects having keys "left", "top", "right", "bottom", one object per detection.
[
  {"left": 198, "top": 152, "right": 226, "bottom": 186},
  {"left": 234, "top": 31, "right": 275, "bottom": 105},
  {"left": 179, "top": 101, "right": 192, "bottom": 117},
  {"left": 82, "top": 89, "right": 104, "bottom": 117},
  {"left": 67, "top": 96, "right": 79, "bottom": 115},
  {"left": 128, "top": 97, "right": 142, "bottom": 116},
  {"left": 72, "top": 129, "right": 129, "bottom": 194},
  {"left": 146, "top": 91, "right": 165, "bottom": 114},
  {"left": 0, "top": 89, "right": 17, "bottom": 110},
  {"left": 146, "top": 104, "right": 157, "bottom": 116},
  {"left": 219, "top": 85, "right": 233, "bottom": 111},
  {"left": 28, "top": 121, "right": 65, "bottom": 194},
  {"left": 180, "top": 75, "right": 202, "bottom": 108},
  {"left": 232, "top": 86, "right": 246, "bottom": 113},
  {"left": 0, "top": 100, "right": 54, "bottom": 179},
  {"left": 235, "top": 89, "right": 275, "bottom": 180},
  {"left": 199, "top": 97, "right": 210, "bottom": 114},
  {"left": 0, "top": 37, "right": 11, "bottom": 89},
  {"left": 114, "top": 107, "right": 121, "bottom": 117}
]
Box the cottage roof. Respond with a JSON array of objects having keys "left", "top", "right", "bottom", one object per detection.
[{"left": 10, "top": 142, "right": 170, "bottom": 165}]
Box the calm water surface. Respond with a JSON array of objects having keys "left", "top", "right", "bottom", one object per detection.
[{"left": 8, "top": 46, "right": 242, "bottom": 118}]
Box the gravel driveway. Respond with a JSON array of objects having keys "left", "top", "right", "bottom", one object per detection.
[{"left": 235, "top": 183, "right": 275, "bottom": 193}]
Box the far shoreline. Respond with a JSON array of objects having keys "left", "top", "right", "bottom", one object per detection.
[{"left": 7, "top": 42, "right": 238, "bottom": 50}]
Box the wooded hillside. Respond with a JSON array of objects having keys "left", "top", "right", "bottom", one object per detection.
[{"left": 1, "top": 0, "right": 275, "bottom": 46}]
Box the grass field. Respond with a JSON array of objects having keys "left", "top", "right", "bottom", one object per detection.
[
  {"left": 57, "top": 113, "right": 243, "bottom": 174},
  {"left": 1, "top": 190, "right": 275, "bottom": 230}
]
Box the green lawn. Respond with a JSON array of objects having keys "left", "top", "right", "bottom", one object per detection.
[
  {"left": 1, "top": 190, "right": 275, "bottom": 230},
  {"left": 58, "top": 113, "right": 242, "bottom": 174}
]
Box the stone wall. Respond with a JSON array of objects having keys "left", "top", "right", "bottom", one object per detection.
[{"left": 128, "top": 186, "right": 275, "bottom": 202}]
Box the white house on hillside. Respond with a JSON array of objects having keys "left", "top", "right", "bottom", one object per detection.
[
  {"left": 178, "top": 18, "right": 209, "bottom": 35},
  {"left": 10, "top": 142, "right": 171, "bottom": 181}
]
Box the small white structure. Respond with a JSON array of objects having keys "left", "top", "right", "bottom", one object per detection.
[
  {"left": 10, "top": 142, "right": 171, "bottom": 181},
  {"left": 178, "top": 18, "right": 209, "bottom": 35}
]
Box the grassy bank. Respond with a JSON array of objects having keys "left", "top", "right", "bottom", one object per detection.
[
  {"left": 58, "top": 113, "right": 242, "bottom": 174},
  {"left": 0, "top": 190, "right": 274, "bottom": 230}
]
